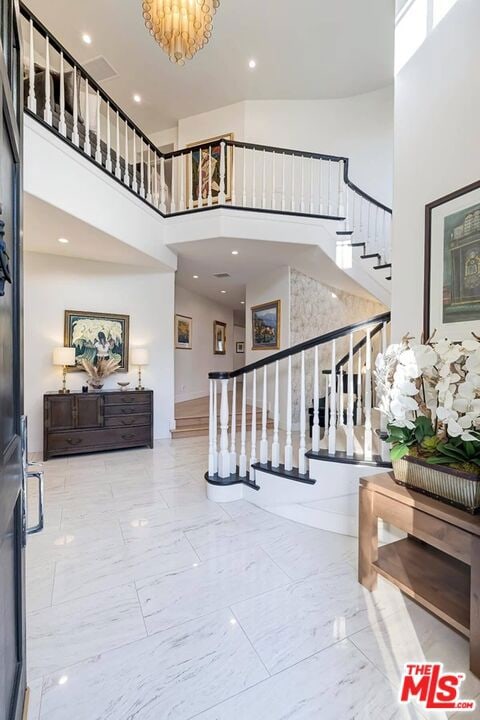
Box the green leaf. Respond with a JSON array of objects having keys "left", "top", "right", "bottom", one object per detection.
[
  {"left": 415, "top": 416, "right": 435, "bottom": 438},
  {"left": 390, "top": 444, "right": 410, "bottom": 461}
]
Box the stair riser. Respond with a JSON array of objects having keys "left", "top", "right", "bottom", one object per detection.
[
  {"left": 176, "top": 412, "right": 256, "bottom": 429},
  {"left": 172, "top": 420, "right": 273, "bottom": 439}
]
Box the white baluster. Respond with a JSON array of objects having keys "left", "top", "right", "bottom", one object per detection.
[
  {"left": 260, "top": 365, "right": 268, "bottom": 464},
  {"left": 346, "top": 334, "right": 355, "bottom": 457},
  {"left": 312, "top": 346, "right": 320, "bottom": 452},
  {"left": 250, "top": 369, "right": 257, "bottom": 473},
  {"left": 72, "top": 69, "right": 79, "bottom": 146},
  {"left": 105, "top": 102, "right": 112, "bottom": 173},
  {"left": 364, "top": 329, "right": 373, "bottom": 461},
  {"left": 231, "top": 145, "right": 236, "bottom": 206},
  {"left": 271, "top": 360, "right": 280, "bottom": 467},
  {"left": 179, "top": 153, "right": 185, "bottom": 211},
  {"left": 324, "top": 373, "right": 330, "bottom": 440},
  {"left": 95, "top": 91, "right": 102, "bottom": 164},
  {"left": 138, "top": 137, "right": 144, "bottom": 197},
  {"left": 242, "top": 146, "right": 247, "bottom": 207},
  {"left": 328, "top": 341, "right": 337, "bottom": 455},
  {"left": 239, "top": 376, "right": 247, "bottom": 477},
  {"left": 337, "top": 159, "right": 345, "bottom": 216},
  {"left": 160, "top": 157, "right": 166, "bottom": 212},
  {"left": 84, "top": 79, "right": 91, "bottom": 155},
  {"left": 197, "top": 146, "right": 203, "bottom": 208},
  {"left": 146, "top": 144, "right": 152, "bottom": 202},
  {"left": 212, "top": 379, "right": 218, "bottom": 474},
  {"left": 170, "top": 155, "right": 176, "bottom": 213},
  {"left": 131, "top": 132, "right": 138, "bottom": 192},
  {"left": 319, "top": 159, "right": 324, "bottom": 215},
  {"left": 123, "top": 120, "right": 129, "bottom": 185},
  {"left": 58, "top": 52, "right": 67, "bottom": 136},
  {"left": 281, "top": 153, "right": 286, "bottom": 211},
  {"left": 271, "top": 151, "right": 276, "bottom": 210},
  {"left": 208, "top": 379, "right": 215, "bottom": 477},
  {"left": 380, "top": 322, "right": 389, "bottom": 461},
  {"left": 43, "top": 36, "right": 52, "bottom": 125},
  {"left": 356, "top": 351, "right": 363, "bottom": 426},
  {"left": 115, "top": 112, "right": 121, "bottom": 179},
  {"left": 207, "top": 146, "right": 213, "bottom": 206},
  {"left": 284, "top": 356, "right": 293, "bottom": 470},
  {"left": 299, "top": 350, "right": 307, "bottom": 474},
  {"left": 251, "top": 148, "right": 256, "bottom": 207},
  {"left": 188, "top": 151, "right": 194, "bottom": 209},
  {"left": 309, "top": 156, "right": 314, "bottom": 214},
  {"left": 338, "top": 366, "right": 344, "bottom": 427},
  {"left": 261, "top": 149, "right": 267, "bottom": 209},
  {"left": 219, "top": 140, "right": 226, "bottom": 204},
  {"left": 327, "top": 159, "right": 332, "bottom": 215},
  {"left": 300, "top": 155, "right": 305, "bottom": 213},
  {"left": 230, "top": 376, "right": 237, "bottom": 474},
  {"left": 27, "top": 19, "right": 37, "bottom": 113},
  {"left": 291, "top": 154, "right": 296, "bottom": 212},
  {"left": 218, "top": 379, "right": 230, "bottom": 478},
  {"left": 153, "top": 153, "right": 159, "bottom": 207}
]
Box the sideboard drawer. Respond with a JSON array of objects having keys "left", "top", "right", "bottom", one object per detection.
[
  {"left": 47, "top": 426, "right": 151, "bottom": 453},
  {"left": 104, "top": 414, "right": 151, "bottom": 429},
  {"left": 104, "top": 392, "right": 151, "bottom": 406},
  {"left": 104, "top": 403, "right": 151, "bottom": 417}
]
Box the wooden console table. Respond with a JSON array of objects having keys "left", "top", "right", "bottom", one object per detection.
[{"left": 359, "top": 472, "right": 480, "bottom": 677}]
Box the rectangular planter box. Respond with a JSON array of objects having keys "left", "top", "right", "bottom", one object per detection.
[{"left": 393, "top": 455, "right": 480, "bottom": 514}]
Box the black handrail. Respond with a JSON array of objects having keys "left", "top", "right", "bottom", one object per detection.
[
  {"left": 321, "top": 320, "right": 387, "bottom": 374},
  {"left": 209, "top": 311, "right": 391, "bottom": 380},
  {"left": 20, "top": 2, "right": 392, "bottom": 219}
]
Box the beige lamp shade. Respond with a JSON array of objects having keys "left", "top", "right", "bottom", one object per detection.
[
  {"left": 131, "top": 348, "right": 149, "bottom": 366},
  {"left": 53, "top": 347, "right": 76, "bottom": 367}
]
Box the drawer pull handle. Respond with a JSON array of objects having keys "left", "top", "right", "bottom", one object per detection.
[
  {"left": 121, "top": 433, "right": 136, "bottom": 440},
  {"left": 66, "top": 438, "right": 82, "bottom": 446}
]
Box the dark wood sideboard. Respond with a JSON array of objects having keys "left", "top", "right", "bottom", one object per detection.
[{"left": 43, "top": 390, "right": 153, "bottom": 460}]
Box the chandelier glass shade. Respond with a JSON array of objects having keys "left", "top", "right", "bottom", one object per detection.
[{"left": 142, "top": 0, "right": 221, "bottom": 65}]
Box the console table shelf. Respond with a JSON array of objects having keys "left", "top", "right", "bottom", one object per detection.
[{"left": 359, "top": 472, "right": 480, "bottom": 677}]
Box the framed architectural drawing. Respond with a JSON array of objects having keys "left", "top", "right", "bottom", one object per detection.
[
  {"left": 186, "top": 133, "right": 233, "bottom": 206},
  {"left": 213, "top": 320, "right": 226, "bottom": 355},
  {"left": 424, "top": 180, "right": 480, "bottom": 341},
  {"left": 251, "top": 300, "right": 281, "bottom": 350},
  {"left": 175, "top": 314, "right": 192, "bottom": 349},
  {"left": 64, "top": 310, "right": 130, "bottom": 371}
]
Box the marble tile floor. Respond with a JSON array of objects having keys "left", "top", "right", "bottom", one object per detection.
[{"left": 26, "top": 437, "right": 477, "bottom": 719}]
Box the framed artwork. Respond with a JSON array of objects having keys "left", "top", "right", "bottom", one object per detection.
[
  {"left": 213, "top": 320, "right": 227, "bottom": 355},
  {"left": 424, "top": 180, "right": 480, "bottom": 341},
  {"left": 64, "top": 310, "right": 130, "bottom": 371},
  {"left": 236, "top": 341, "right": 245, "bottom": 354},
  {"left": 187, "top": 133, "right": 234, "bottom": 207},
  {"left": 251, "top": 300, "right": 281, "bottom": 350},
  {"left": 175, "top": 314, "right": 192, "bottom": 349}
]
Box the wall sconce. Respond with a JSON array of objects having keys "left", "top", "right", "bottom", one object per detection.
[
  {"left": 131, "top": 348, "right": 149, "bottom": 390},
  {"left": 53, "top": 347, "right": 76, "bottom": 394}
]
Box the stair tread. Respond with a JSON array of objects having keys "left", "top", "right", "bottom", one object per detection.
[{"left": 306, "top": 448, "right": 391, "bottom": 468}]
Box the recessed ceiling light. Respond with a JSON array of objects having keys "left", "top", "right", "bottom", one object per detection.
[
  {"left": 133, "top": 94, "right": 141, "bottom": 103},
  {"left": 248, "top": 59, "right": 256, "bottom": 69},
  {"left": 58, "top": 237, "right": 69, "bottom": 244},
  {"left": 240, "top": 301, "right": 245, "bottom": 305},
  {"left": 58, "top": 675, "right": 69, "bottom": 686},
  {"left": 231, "top": 250, "right": 239, "bottom": 255},
  {"left": 193, "top": 275, "right": 199, "bottom": 279},
  {"left": 220, "top": 290, "right": 227, "bottom": 294},
  {"left": 331, "top": 292, "right": 337, "bottom": 299},
  {"left": 82, "top": 33, "right": 92, "bottom": 45}
]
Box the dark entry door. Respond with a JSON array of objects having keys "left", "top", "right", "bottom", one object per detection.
[{"left": 0, "top": 1, "right": 25, "bottom": 719}]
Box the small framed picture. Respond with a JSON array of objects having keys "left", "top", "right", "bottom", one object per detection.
[
  {"left": 251, "top": 300, "right": 281, "bottom": 350},
  {"left": 213, "top": 320, "right": 226, "bottom": 355},
  {"left": 175, "top": 314, "right": 192, "bottom": 349},
  {"left": 236, "top": 341, "right": 245, "bottom": 354}
]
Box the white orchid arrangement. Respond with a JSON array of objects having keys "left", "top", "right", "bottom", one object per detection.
[{"left": 375, "top": 334, "right": 480, "bottom": 473}]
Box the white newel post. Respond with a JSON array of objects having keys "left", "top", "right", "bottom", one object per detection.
[
  {"left": 284, "top": 356, "right": 293, "bottom": 471},
  {"left": 364, "top": 329, "right": 373, "bottom": 461},
  {"left": 312, "top": 346, "right": 320, "bottom": 452},
  {"left": 27, "top": 19, "right": 37, "bottom": 113},
  {"left": 58, "top": 52, "right": 67, "bottom": 136},
  {"left": 230, "top": 377, "right": 237, "bottom": 474},
  {"left": 208, "top": 379, "right": 215, "bottom": 477},
  {"left": 212, "top": 379, "right": 218, "bottom": 474},
  {"left": 219, "top": 141, "right": 226, "bottom": 204},
  {"left": 250, "top": 369, "right": 257, "bottom": 474},
  {"left": 72, "top": 69, "right": 79, "bottom": 146},
  {"left": 239, "top": 375, "right": 247, "bottom": 477},
  {"left": 299, "top": 350, "right": 307, "bottom": 474},
  {"left": 328, "top": 341, "right": 337, "bottom": 455},
  {"left": 43, "top": 36, "right": 52, "bottom": 125},
  {"left": 260, "top": 365, "right": 268, "bottom": 464},
  {"left": 218, "top": 379, "right": 230, "bottom": 478},
  {"left": 346, "top": 333, "right": 355, "bottom": 457},
  {"left": 271, "top": 360, "right": 280, "bottom": 467}
]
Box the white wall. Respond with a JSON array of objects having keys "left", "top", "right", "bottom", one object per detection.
[
  {"left": 175, "top": 284, "right": 234, "bottom": 403},
  {"left": 177, "top": 102, "right": 247, "bottom": 150},
  {"left": 24, "top": 252, "right": 175, "bottom": 453},
  {"left": 245, "top": 266, "right": 291, "bottom": 368},
  {"left": 391, "top": 0, "right": 480, "bottom": 339}
]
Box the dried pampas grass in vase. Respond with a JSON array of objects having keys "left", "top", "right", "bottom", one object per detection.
[{"left": 80, "top": 357, "right": 121, "bottom": 390}]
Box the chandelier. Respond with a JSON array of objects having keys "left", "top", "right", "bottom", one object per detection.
[{"left": 142, "top": 0, "right": 221, "bottom": 65}]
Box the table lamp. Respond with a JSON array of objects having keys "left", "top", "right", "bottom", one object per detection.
[
  {"left": 53, "top": 347, "right": 76, "bottom": 394},
  {"left": 131, "top": 348, "right": 149, "bottom": 390}
]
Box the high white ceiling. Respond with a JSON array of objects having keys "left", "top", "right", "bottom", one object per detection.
[{"left": 24, "top": 0, "right": 394, "bottom": 133}]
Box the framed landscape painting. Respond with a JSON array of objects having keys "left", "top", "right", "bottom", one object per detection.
[
  {"left": 175, "top": 314, "right": 192, "bottom": 349},
  {"left": 251, "top": 300, "right": 281, "bottom": 350},
  {"left": 213, "top": 320, "right": 226, "bottom": 355},
  {"left": 187, "top": 133, "right": 233, "bottom": 207},
  {"left": 64, "top": 310, "right": 129, "bottom": 371},
  {"left": 424, "top": 180, "right": 480, "bottom": 342}
]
